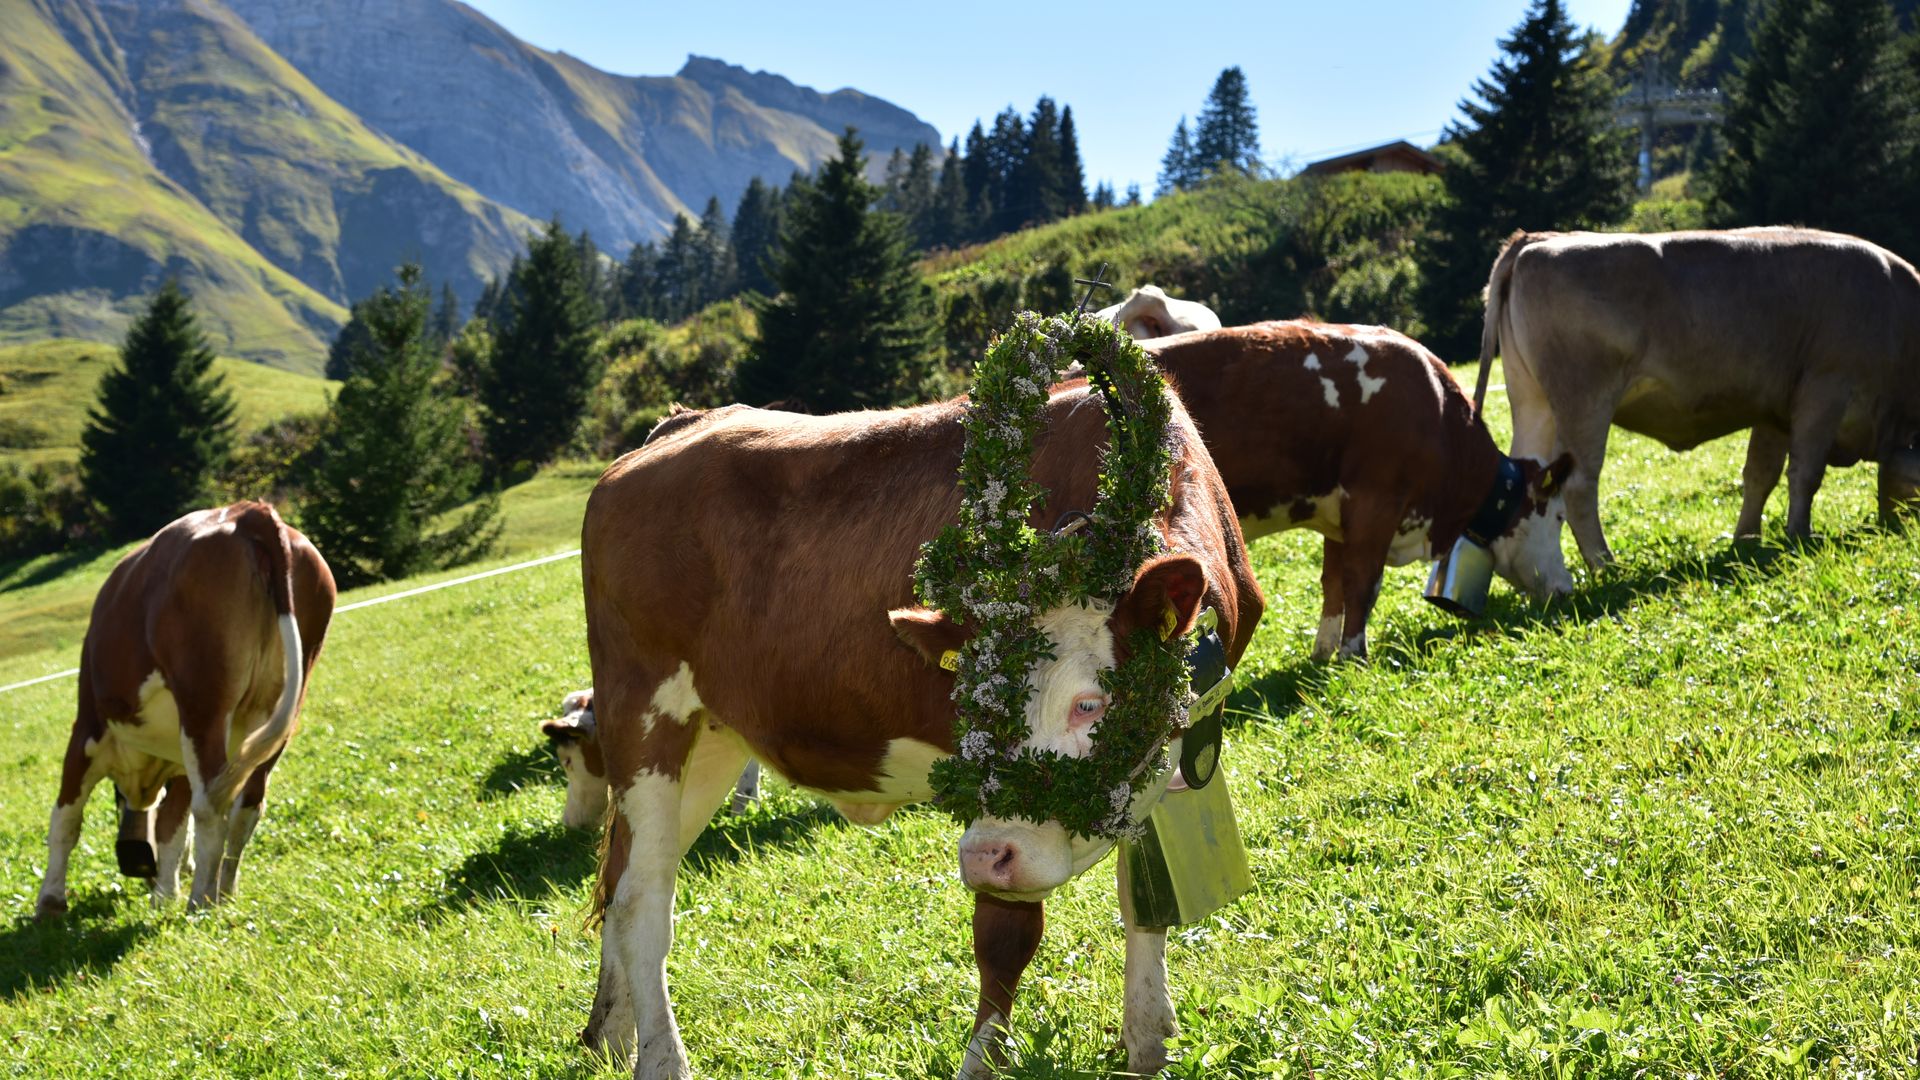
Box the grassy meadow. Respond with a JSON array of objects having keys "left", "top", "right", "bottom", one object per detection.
[{"left": 3, "top": 366, "right": 1919, "bottom": 1077}]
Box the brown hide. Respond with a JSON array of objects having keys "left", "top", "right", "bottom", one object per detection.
[
  {"left": 1141, "top": 321, "right": 1513, "bottom": 658},
  {"left": 580, "top": 386, "right": 1262, "bottom": 793}
]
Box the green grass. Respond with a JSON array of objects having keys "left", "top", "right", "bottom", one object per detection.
[
  {"left": 3, "top": 372, "right": 1919, "bottom": 1077},
  {"left": 0, "top": 340, "right": 338, "bottom": 470}
]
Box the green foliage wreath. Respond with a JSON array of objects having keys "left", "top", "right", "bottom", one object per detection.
[{"left": 916, "top": 312, "right": 1194, "bottom": 839}]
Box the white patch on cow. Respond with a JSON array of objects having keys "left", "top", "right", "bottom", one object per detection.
[
  {"left": 609, "top": 771, "right": 692, "bottom": 1078},
  {"left": 1319, "top": 376, "right": 1341, "bottom": 408},
  {"left": 1123, "top": 926, "right": 1176, "bottom": 1074},
  {"left": 1313, "top": 614, "right": 1343, "bottom": 659},
  {"left": 1303, "top": 351, "right": 1322, "bottom": 371},
  {"left": 36, "top": 798, "right": 88, "bottom": 914},
  {"left": 1022, "top": 603, "right": 1117, "bottom": 759},
  {"left": 181, "top": 735, "right": 231, "bottom": 908},
  {"left": 152, "top": 807, "right": 189, "bottom": 904},
  {"left": 644, "top": 662, "right": 703, "bottom": 732},
  {"left": 823, "top": 738, "right": 944, "bottom": 825},
  {"left": 1339, "top": 633, "right": 1366, "bottom": 660},
  {"left": 1242, "top": 487, "right": 1346, "bottom": 542},
  {"left": 1345, "top": 344, "right": 1387, "bottom": 403},
  {"left": 1386, "top": 514, "right": 1433, "bottom": 566},
  {"left": 119, "top": 672, "right": 183, "bottom": 762},
  {"left": 959, "top": 1011, "right": 1006, "bottom": 1080}
]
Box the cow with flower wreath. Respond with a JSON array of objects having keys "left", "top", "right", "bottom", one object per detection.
[{"left": 574, "top": 313, "right": 1262, "bottom": 1078}]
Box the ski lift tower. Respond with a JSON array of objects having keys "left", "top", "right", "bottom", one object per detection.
[{"left": 1615, "top": 53, "right": 1723, "bottom": 191}]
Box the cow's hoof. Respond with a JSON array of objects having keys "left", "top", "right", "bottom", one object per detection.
[
  {"left": 633, "top": 1037, "right": 691, "bottom": 1080},
  {"left": 1126, "top": 1042, "right": 1171, "bottom": 1076},
  {"left": 33, "top": 894, "right": 67, "bottom": 921}
]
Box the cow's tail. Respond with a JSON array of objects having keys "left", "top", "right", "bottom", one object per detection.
[
  {"left": 210, "top": 503, "right": 303, "bottom": 809},
  {"left": 1475, "top": 230, "right": 1539, "bottom": 416}
]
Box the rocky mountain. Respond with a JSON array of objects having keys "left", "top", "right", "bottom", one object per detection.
[
  {"left": 222, "top": 0, "right": 942, "bottom": 248},
  {"left": 0, "top": 0, "right": 941, "bottom": 370}
]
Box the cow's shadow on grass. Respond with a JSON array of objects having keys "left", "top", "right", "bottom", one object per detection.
[
  {"left": 0, "top": 891, "right": 154, "bottom": 1001},
  {"left": 0, "top": 546, "right": 102, "bottom": 595},
  {"left": 435, "top": 822, "right": 600, "bottom": 910},
  {"left": 477, "top": 744, "right": 560, "bottom": 800},
  {"left": 682, "top": 799, "right": 840, "bottom": 876}
]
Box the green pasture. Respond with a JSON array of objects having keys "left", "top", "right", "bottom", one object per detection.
[
  {"left": 0, "top": 340, "right": 338, "bottom": 470},
  {"left": 2, "top": 368, "right": 1917, "bottom": 1077}
]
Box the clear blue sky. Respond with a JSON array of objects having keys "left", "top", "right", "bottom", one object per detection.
[{"left": 465, "top": 0, "right": 1633, "bottom": 196}]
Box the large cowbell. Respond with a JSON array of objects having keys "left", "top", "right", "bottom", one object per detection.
[
  {"left": 1423, "top": 534, "right": 1496, "bottom": 617},
  {"left": 1121, "top": 608, "right": 1253, "bottom": 929}
]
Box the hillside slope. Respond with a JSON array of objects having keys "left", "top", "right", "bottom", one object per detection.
[
  {"left": 0, "top": 0, "right": 352, "bottom": 369},
  {"left": 1610, "top": 0, "right": 1919, "bottom": 87},
  {"left": 224, "top": 0, "right": 943, "bottom": 248}
]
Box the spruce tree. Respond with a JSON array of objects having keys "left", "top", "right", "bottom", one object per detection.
[
  {"left": 619, "top": 240, "right": 661, "bottom": 319},
  {"left": 304, "top": 265, "right": 499, "bottom": 587},
  {"left": 1092, "top": 181, "right": 1116, "bottom": 211},
  {"left": 479, "top": 219, "right": 604, "bottom": 471},
  {"left": 932, "top": 139, "right": 971, "bottom": 248},
  {"left": 80, "top": 281, "right": 237, "bottom": 539},
  {"left": 324, "top": 306, "right": 373, "bottom": 381},
  {"left": 433, "top": 282, "right": 461, "bottom": 343},
  {"left": 1009, "top": 97, "right": 1066, "bottom": 228},
  {"left": 1058, "top": 105, "right": 1089, "bottom": 215},
  {"left": 1158, "top": 117, "right": 1197, "bottom": 194},
  {"left": 901, "top": 142, "right": 938, "bottom": 248},
  {"left": 1709, "top": 0, "right": 1920, "bottom": 259},
  {"left": 731, "top": 177, "right": 785, "bottom": 296},
  {"left": 1193, "top": 66, "right": 1261, "bottom": 176},
  {"left": 986, "top": 107, "right": 1028, "bottom": 236},
  {"left": 1418, "top": 0, "right": 1633, "bottom": 361},
  {"left": 1124, "top": 183, "right": 1142, "bottom": 207},
  {"left": 695, "top": 195, "right": 736, "bottom": 303},
  {"left": 962, "top": 121, "right": 995, "bottom": 241},
  {"left": 737, "top": 129, "right": 936, "bottom": 412}
]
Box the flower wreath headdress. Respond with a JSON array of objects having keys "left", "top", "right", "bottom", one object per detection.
[{"left": 915, "top": 311, "right": 1196, "bottom": 840}]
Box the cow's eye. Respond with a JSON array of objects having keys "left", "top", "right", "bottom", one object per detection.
[{"left": 1069, "top": 692, "right": 1107, "bottom": 727}]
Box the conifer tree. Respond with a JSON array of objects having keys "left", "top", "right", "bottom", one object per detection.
[
  {"left": 304, "top": 265, "right": 499, "bottom": 586},
  {"left": 695, "top": 195, "right": 736, "bottom": 302},
  {"left": 1092, "top": 181, "right": 1116, "bottom": 211},
  {"left": 1418, "top": 0, "right": 1632, "bottom": 361},
  {"left": 1124, "top": 182, "right": 1142, "bottom": 207},
  {"left": 480, "top": 219, "right": 604, "bottom": 471},
  {"left": 1058, "top": 105, "right": 1089, "bottom": 215},
  {"left": 737, "top": 129, "right": 936, "bottom": 412},
  {"left": 986, "top": 107, "right": 1028, "bottom": 235},
  {"left": 324, "top": 307, "right": 373, "bottom": 381},
  {"left": 1009, "top": 97, "right": 1066, "bottom": 227},
  {"left": 433, "top": 282, "right": 461, "bottom": 343},
  {"left": 731, "top": 177, "right": 785, "bottom": 296},
  {"left": 657, "top": 214, "right": 699, "bottom": 320},
  {"left": 619, "top": 240, "right": 660, "bottom": 319},
  {"left": 80, "top": 280, "right": 237, "bottom": 539},
  {"left": 1709, "top": 0, "right": 1920, "bottom": 258},
  {"left": 1193, "top": 66, "right": 1262, "bottom": 176},
  {"left": 932, "top": 139, "right": 971, "bottom": 248},
  {"left": 1158, "top": 117, "right": 1197, "bottom": 194},
  {"left": 962, "top": 121, "right": 995, "bottom": 241},
  {"left": 901, "top": 142, "right": 938, "bottom": 248}
]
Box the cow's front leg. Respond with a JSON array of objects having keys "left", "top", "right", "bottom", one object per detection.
[
  {"left": 150, "top": 777, "right": 191, "bottom": 905},
  {"left": 1122, "top": 923, "right": 1176, "bottom": 1075},
  {"left": 1333, "top": 499, "right": 1396, "bottom": 662},
  {"left": 1737, "top": 425, "right": 1788, "bottom": 538},
  {"left": 960, "top": 894, "right": 1044, "bottom": 1079},
  {"left": 1309, "top": 537, "right": 1345, "bottom": 661}
]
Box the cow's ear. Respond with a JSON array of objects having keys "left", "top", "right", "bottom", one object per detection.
[
  {"left": 1534, "top": 452, "right": 1574, "bottom": 497},
  {"left": 560, "top": 689, "right": 593, "bottom": 714},
  {"left": 889, "top": 607, "right": 969, "bottom": 668},
  {"left": 542, "top": 717, "right": 587, "bottom": 744},
  {"left": 1119, "top": 555, "right": 1208, "bottom": 642}
]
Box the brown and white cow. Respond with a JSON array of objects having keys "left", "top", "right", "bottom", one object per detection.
[
  {"left": 1094, "top": 284, "right": 1222, "bottom": 340},
  {"left": 35, "top": 502, "right": 334, "bottom": 916},
  {"left": 1145, "top": 321, "right": 1573, "bottom": 659},
  {"left": 1477, "top": 227, "right": 1920, "bottom": 571},
  {"left": 576, "top": 385, "right": 1261, "bottom": 1078},
  {"left": 543, "top": 689, "right": 759, "bottom": 826}
]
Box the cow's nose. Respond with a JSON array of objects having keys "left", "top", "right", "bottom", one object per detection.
[{"left": 959, "top": 839, "right": 1020, "bottom": 891}]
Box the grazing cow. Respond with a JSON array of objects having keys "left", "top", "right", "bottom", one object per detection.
[
  {"left": 1145, "top": 321, "right": 1572, "bottom": 659},
  {"left": 35, "top": 503, "right": 334, "bottom": 917},
  {"left": 576, "top": 383, "right": 1261, "bottom": 1078},
  {"left": 1094, "top": 284, "right": 1222, "bottom": 340},
  {"left": 1478, "top": 227, "right": 1920, "bottom": 570}
]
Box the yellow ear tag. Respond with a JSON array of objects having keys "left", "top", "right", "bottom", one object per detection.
[
  {"left": 1159, "top": 604, "right": 1178, "bottom": 641},
  {"left": 939, "top": 649, "right": 961, "bottom": 672}
]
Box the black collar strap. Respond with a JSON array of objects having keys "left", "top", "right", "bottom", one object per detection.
[{"left": 1463, "top": 455, "right": 1527, "bottom": 547}]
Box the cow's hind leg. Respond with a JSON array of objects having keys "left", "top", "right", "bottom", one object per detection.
[
  {"left": 1785, "top": 386, "right": 1849, "bottom": 539},
  {"left": 37, "top": 724, "right": 105, "bottom": 920},
  {"left": 151, "top": 777, "right": 192, "bottom": 905},
  {"left": 1553, "top": 411, "right": 1616, "bottom": 569},
  {"left": 960, "top": 894, "right": 1044, "bottom": 1079},
  {"left": 1309, "top": 537, "right": 1345, "bottom": 661},
  {"left": 1738, "top": 425, "right": 1789, "bottom": 539},
  {"left": 218, "top": 747, "right": 283, "bottom": 901}
]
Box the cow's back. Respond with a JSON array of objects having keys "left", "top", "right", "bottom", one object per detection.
[{"left": 1507, "top": 228, "right": 1920, "bottom": 452}]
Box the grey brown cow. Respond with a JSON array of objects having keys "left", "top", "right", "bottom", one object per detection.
[
  {"left": 575, "top": 381, "right": 1261, "bottom": 1078},
  {"left": 36, "top": 502, "right": 334, "bottom": 916},
  {"left": 1477, "top": 227, "right": 1920, "bottom": 571}
]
